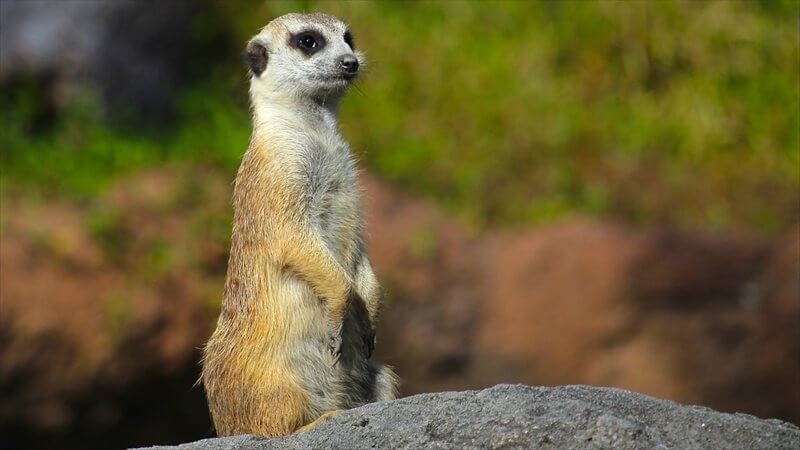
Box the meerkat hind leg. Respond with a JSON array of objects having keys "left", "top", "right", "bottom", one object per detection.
[{"left": 295, "top": 409, "right": 343, "bottom": 433}]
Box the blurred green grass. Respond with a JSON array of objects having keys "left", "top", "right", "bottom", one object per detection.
[{"left": 2, "top": 0, "right": 798, "bottom": 234}]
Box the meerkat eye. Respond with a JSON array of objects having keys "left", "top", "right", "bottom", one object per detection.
[
  {"left": 344, "top": 31, "right": 355, "bottom": 50},
  {"left": 299, "top": 34, "right": 317, "bottom": 49},
  {"left": 292, "top": 30, "right": 326, "bottom": 56}
]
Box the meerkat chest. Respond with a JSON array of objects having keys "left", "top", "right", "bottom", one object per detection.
[{"left": 302, "top": 140, "right": 360, "bottom": 254}]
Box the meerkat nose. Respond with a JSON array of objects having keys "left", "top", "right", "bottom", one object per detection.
[{"left": 339, "top": 55, "right": 359, "bottom": 74}]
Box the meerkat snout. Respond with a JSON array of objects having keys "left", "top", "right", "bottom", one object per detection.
[{"left": 339, "top": 54, "right": 359, "bottom": 76}]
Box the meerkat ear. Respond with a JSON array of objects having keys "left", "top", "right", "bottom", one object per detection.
[{"left": 245, "top": 40, "right": 268, "bottom": 76}]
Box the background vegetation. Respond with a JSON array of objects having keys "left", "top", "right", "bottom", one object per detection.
[
  {"left": 2, "top": 0, "right": 798, "bottom": 233},
  {"left": 2, "top": 2, "right": 799, "bottom": 448}
]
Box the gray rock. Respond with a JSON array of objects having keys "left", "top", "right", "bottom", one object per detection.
[{"left": 136, "top": 384, "right": 800, "bottom": 450}]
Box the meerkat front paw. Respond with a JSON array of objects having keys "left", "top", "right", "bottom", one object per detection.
[{"left": 327, "top": 322, "right": 343, "bottom": 363}]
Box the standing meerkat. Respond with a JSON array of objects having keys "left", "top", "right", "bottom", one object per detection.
[{"left": 201, "top": 13, "right": 397, "bottom": 437}]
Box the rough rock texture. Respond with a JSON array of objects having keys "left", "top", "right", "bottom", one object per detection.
[{"left": 138, "top": 384, "right": 800, "bottom": 450}]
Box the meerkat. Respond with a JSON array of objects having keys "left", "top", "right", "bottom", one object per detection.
[{"left": 200, "top": 13, "right": 397, "bottom": 437}]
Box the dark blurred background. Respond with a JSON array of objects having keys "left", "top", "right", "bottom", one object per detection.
[{"left": 1, "top": 1, "right": 798, "bottom": 449}]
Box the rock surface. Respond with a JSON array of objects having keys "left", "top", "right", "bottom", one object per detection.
[{"left": 138, "top": 384, "right": 800, "bottom": 450}]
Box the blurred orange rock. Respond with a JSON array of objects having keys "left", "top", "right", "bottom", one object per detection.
[{"left": 1, "top": 169, "right": 797, "bottom": 449}]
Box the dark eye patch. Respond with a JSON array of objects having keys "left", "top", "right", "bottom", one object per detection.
[
  {"left": 289, "top": 29, "right": 326, "bottom": 56},
  {"left": 344, "top": 31, "right": 355, "bottom": 50}
]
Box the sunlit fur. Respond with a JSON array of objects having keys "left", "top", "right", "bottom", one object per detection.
[{"left": 201, "top": 13, "right": 397, "bottom": 437}]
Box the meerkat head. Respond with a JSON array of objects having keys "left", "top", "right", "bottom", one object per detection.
[{"left": 246, "top": 13, "right": 363, "bottom": 105}]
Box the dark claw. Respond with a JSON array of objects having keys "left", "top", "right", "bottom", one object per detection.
[
  {"left": 328, "top": 327, "right": 343, "bottom": 364},
  {"left": 363, "top": 327, "right": 376, "bottom": 359}
]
